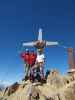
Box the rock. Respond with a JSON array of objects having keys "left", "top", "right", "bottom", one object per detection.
[
  {"left": 47, "top": 70, "right": 66, "bottom": 88},
  {"left": 1, "top": 70, "right": 75, "bottom": 100},
  {"left": 4, "top": 82, "right": 19, "bottom": 96},
  {"left": 63, "top": 81, "right": 75, "bottom": 100},
  {"left": 27, "top": 85, "right": 40, "bottom": 100}
]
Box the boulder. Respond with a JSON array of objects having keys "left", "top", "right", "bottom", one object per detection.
[{"left": 47, "top": 70, "right": 66, "bottom": 88}]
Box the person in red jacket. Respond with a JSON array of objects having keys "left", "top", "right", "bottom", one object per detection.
[
  {"left": 21, "top": 49, "right": 30, "bottom": 80},
  {"left": 21, "top": 49, "right": 37, "bottom": 81},
  {"left": 29, "top": 50, "right": 37, "bottom": 66},
  {"left": 29, "top": 50, "right": 37, "bottom": 82}
]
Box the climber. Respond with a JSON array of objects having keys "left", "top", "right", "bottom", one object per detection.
[
  {"left": 29, "top": 50, "right": 37, "bottom": 82},
  {"left": 21, "top": 49, "right": 37, "bottom": 81},
  {"left": 36, "top": 51, "right": 45, "bottom": 81},
  {"left": 21, "top": 49, "right": 30, "bottom": 80}
]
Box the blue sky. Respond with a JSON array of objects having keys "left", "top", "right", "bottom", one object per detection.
[{"left": 0, "top": 0, "right": 75, "bottom": 84}]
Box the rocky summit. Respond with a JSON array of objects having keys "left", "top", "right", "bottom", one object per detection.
[{"left": 0, "top": 70, "right": 75, "bottom": 100}]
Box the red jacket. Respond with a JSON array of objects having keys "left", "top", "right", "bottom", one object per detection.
[
  {"left": 29, "top": 52, "right": 37, "bottom": 66},
  {"left": 21, "top": 52, "right": 37, "bottom": 66},
  {"left": 21, "top": 52, "right": 29, "bottom": 63}
]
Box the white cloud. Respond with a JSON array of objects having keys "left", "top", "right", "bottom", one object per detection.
[{"left": 0, "top": 80, "right": 15, "bottom": 87}]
